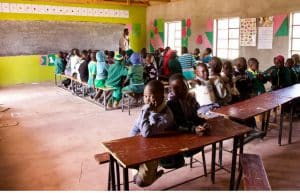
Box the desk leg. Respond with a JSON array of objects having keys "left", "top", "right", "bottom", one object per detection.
[
  {"left": 264, "top": 110, "right": 271, "bottom": 137},
  {"left": 279, "top": 105, "right": 284, "bottom": 146},
  {"left": 115, "top": 162, "right": 121, "bottom": 190},
  {"left": 219, "top": 141, "right": 223, "bottom": 167},
  {"left": 229, "top": 136, "right": 238, "bottom": 190},
  {"left": 123, "top": 168, "right": 129, "bottom": 190},
  {"left": 211, "top": 143, "right": 216, "bottom": 184},
  {"left": 109, "top": 155, "right": 116, "bottom": 191},
  {"left": 289, "top": 102, "right": 294, "bottom": 144}
]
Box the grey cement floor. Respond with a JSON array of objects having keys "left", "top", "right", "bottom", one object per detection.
[{"left": 0, "top": 82, "right": 299, "bottom": 190}]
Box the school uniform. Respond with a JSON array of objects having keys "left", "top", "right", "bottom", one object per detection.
[
  {"left": 95, "top": 51, "right": 109, "bottom": 88},
  {"left": 122, "top": 65, "right": 144, "bottom": 93},
  {"left": 178, "top": 53, "right": 196, "bottom": 80},
  {"left": 87, "top": 61, "right": 97, "bottom": 87},
  {"left": 264, "top": 66, "right": 293, "bottom": 90},
  {"left": 105, "top": 56, "right": 128, "bottom": 102},
  {"left": 54, "top": 57, "right": 64, "bottom": 74},
  {"left": 246, "top": 69, "right": 266, "bottom": 97}
]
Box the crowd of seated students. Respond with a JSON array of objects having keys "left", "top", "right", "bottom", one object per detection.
[
  {"left": 54, "top": 46, "right": 300, "bottom": 187},
  {"left": 127, "top": 48, "right": 300, "bottom": 187},
  {"left": 54, "top": 46, "right": 300, "bottom": 111}
]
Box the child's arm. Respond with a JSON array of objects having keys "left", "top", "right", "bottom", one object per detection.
[{"left": 140, "top": 106, "right": 173, "bottom": 137}]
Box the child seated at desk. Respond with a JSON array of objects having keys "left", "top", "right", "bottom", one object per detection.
[
  {"left": 161, "top": 73, "right": 209, "bottom": 169},
  {"left": 105, "top": 54, "right": 128, "bottom": 108},
  {"left": 70, "top": 48, "right": 81, "bottom": 79},
  {"left": 122, "top": 53, "right": 145, "bottom": 94},
  {"left": 233, "top": 57, "right": 252, "bottom": 101},
  {"left": 129, "top": 80, "right": 174, "bottom": 187},
  {"left": 246, "top": 58, "right": 266, "bottom": 97},
  {"left": 264, "top": 55, "right": 292, "bottom": 91},
  {"left": 189, "top": 63, "right": 219, "bottom": 118},
  {"left": 209, "top": 57, "right": 232, "bottom": 106},
  {"left": 221, "top": 61, "right": 240, "bottom": 103},
  {"left": 285, "top": 58, "right": 298, "bottom": 84}
]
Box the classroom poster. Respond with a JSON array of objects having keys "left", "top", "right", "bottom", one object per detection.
[
  {"left": 258, "top": 16, "right": 273, "bottom": 49},
  {"left": 258, "top": 27, "right": 273, "bottom": 49},
  {"left": 240, "top": 18, "right": 256, "bottom": 47}
]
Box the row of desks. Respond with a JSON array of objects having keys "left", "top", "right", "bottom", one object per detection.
[
  {"left": 102, "top": 117, "right": 252, "bottom": 190},
  {"left": 213, "top": 84, "right": 300, "bottom": 145}
]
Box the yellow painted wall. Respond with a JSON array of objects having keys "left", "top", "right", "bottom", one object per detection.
[{"left": 0, "top": 0, "right": 146, "bottom": 86}]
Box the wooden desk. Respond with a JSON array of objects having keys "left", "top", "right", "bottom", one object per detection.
[
  {"left": 101, "top": 117, "right": 252, "bottom": 190},
  {"left": 212, "top": 84, "right": 300, "bottom": 145}
]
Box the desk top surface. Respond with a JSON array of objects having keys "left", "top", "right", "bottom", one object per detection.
[
  {"left": 101, "top": 117, "right": 251, "bottom": 168},
  {"left": 212, "top": 84, "right": 299, "bottom": 120}
]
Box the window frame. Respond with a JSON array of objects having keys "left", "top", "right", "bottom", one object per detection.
[
  {"left": 213, "top": 17, "right": 240, "bottom": 60},
  {"left": 164, "top": 21, "right": 182, "bottom": 55},
  {"left": 289, "top": 12, "right": 300, "bottom": 57}
]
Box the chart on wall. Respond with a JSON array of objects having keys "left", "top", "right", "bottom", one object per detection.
[
  {"left": 204, "top": 19, "right": 213, "bottom": 48},
  {"left": 257, "top": 16, "right": 273, "bottom": 49},
  {"left": 240, "top": 18, "right": 257, "bottom": 47},
  {"left": 0, "top": 2, "right": 129, "bottom": 18}
]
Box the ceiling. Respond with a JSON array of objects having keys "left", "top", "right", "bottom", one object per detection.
[{"left": 26, "top": 0, "right": 172, "bottom": 6}]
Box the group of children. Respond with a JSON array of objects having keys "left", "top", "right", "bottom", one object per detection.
[
  {"left": 54, "top": 48, "right": 160, "bottom": 108},
  {"left": 127, "top": 48, "right": 300, "bottom": 187}
]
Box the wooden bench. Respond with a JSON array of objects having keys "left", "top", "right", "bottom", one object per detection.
[
  {"left": 95, "top": 87, "right": 116, "bottom": 110},
  {"left": 236, "top": 154, "right": 271, "bottom": 190}
]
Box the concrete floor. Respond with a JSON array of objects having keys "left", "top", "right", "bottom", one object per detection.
[{"left": 0, "top": 82, "right": 299, "bottom": 190}]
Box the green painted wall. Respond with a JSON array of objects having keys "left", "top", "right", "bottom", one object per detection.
[{"left": 0, "top": 0, "right": 146, "bottom": 86}]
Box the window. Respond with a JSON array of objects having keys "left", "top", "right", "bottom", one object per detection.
[
  {"left": 164, "top": 21, "right": 182, "bottom": 54},
  {"left": 213, "top": 17, "right": 240, "bottom": 60},
  {"left": 289, "top": 12, "right": 300, "bottom": 56}
]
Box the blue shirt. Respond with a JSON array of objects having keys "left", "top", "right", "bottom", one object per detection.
[
  {"left": 178, "top": 54, "right": 196, "bottom": 69},
  {"left": 129, "top": 104, "right": 174, "bottom": 137}
]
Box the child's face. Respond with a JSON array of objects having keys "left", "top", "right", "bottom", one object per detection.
[
  {"left": 274, "top": 58, "right": 282, "bottom": 68},
  {"left": 146, "top": 56, "right": 152, "bottom": 64},
  {"left": 143, "top": 86, "right": 163, "bottom": 109},
  {"left": 235, "top": 59, "right": 246, "bottom": 72},
  {"left": 169, "top": 79, "right": 188, "bottom": 99},
  {"left": 222, "top": 64, "right": 232, "bottom": 76},
  {"left": 249, "top": 62, "right": 258, "bottom": 72},
  {"left": 285, "top": 60, "right": 294, "bottom": 68},
  {"left": 196, "top": 66, "right": 208, "bottom": 80}
]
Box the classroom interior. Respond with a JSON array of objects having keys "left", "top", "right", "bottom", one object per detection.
[{"left": 1, "top": 0, "right": 300, "bottom": 191}]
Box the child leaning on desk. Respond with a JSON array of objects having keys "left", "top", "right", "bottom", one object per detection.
[{"left": 129, "top": 80, "right": 174, "bottom": 187}]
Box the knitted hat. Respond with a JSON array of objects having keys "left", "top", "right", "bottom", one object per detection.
[
  {"left": 275, "top": 55, "right": 285, "bottom": 64},
  {"left": 130, "top": 53, "right": 142, "bottom": 65},
  {"left": 114, "top": 54, "right": 123, "bottom": 61}
]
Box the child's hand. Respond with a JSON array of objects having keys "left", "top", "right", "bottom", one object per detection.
[{"left": 195, "top": 123, "right": 210, "bottom": 136}]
